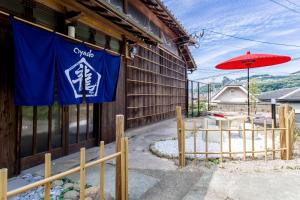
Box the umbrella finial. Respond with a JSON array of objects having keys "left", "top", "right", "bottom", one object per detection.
[{"left": 247, "top": 51, "right": 251, "bottom": 55}]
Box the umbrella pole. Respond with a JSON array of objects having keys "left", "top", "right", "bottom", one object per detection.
[{"left": 247, "top": 67, "right": 250, "bottom": 118}]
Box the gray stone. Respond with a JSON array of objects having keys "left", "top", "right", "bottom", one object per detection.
[
  {"left": 51, "top": 180, "right": 64, "bottom": 187},
  {"left": 85, "top": 186, "right": 99, "bottom": 199},
  {"left": 63, "top": 182, "right": 74, "bottom": 190},
  {"left": 63, "top": 190, "right": 79, "bottom": 200},
  {"left": 73, "top": 183, "right": 80, "bottom": 191}
]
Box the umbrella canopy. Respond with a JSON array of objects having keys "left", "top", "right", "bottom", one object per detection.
[
  {"left": 216, "top": 51, "right": 291, "bottom": 70},
  {"left": 215, "top": 51, "right": 291, "bottom": 117}
]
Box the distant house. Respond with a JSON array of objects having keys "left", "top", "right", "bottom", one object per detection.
[
  {"left": 258, "top": 87, "right": 300, "bottom": 125},
  {"left": 212, "top": 85, "right": 255, "bottom": 103}
]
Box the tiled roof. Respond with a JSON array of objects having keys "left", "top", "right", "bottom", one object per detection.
[{"left": 258, "top": 87, "right": 300, "bottom": 101}]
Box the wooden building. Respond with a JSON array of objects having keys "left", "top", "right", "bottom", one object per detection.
[{"left": 0, "top": 0, "right": 196, "bottom": 176}]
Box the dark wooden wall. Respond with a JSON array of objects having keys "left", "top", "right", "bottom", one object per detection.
[
  {"left": 100, "top": 59, "right": 126, "bottom": 143},
  {"left": 126, "top": 45, "right": 186, "bottom": 128},
  {"left": 0, "top": 16, "right": 19, "bottom": 177}
]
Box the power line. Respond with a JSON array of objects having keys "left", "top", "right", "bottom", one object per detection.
[
  {"left": 284, "top": 0, "right": 300, "bottom": 7},
  {"left": 268, "top": 0, "right": 300, "bottom": 14},
  {"left": 202, "top": 28, "right": 300, "bottom": 48}
]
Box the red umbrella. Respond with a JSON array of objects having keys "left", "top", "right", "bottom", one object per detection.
[{"left": 215, "top": 51, "right": 291, "bottom": 116}]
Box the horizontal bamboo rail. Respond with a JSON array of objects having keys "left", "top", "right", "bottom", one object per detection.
[
  {"left": 176, "top": 105, "right": 296, "bottom": 168},
  {"left": 127, "top": 65, "right": 186, "bottom": 82},
  {"left": 1, "top": 115, "right": 128, "bottom": 200}
]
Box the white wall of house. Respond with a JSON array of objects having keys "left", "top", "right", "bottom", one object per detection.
[{"left": 213, "top": 87, "right": 248, "bottom": 103}]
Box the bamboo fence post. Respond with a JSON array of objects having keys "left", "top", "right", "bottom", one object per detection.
[
  {"left": 44, "top": 153, "right": 51, "bottom": 200},
  {"left": 243, "top": 119, "right": 246, "bottom": 160},
  {"left": 193, "top": 121, "right": 197, "bottom": 165},
  {"left": 285, "top": 105, "right": 290, "bottom": 160},
  {"left": 264, "top": 120, "right": 267, "bottom": 161},
  {"left": 80, "top": 148, "right": 86, "bottom": 200},
  {"left": 272, "top": 120, "right": 275, "bottom": 160},
  {"left": 120, "top": 138, "right": 126, "bottom": 200},
  {"left": 0, "top": 169, "right": 7, "bottom": 200},
  {"left": 251, "top": 117, "right": 255, "bottom": 160},
  {"left": 99, "top": 141, "right": 105, "bottom": 200},
  {"left": 279, "top": 105, "right": 286, "bottom": 159},
  {"left": 228, "top": 120, "right": 232, "bottom": 159},
  {"left": 220, "top": 121, "right": 223, "bottom": 167},
  {"left": 205, "top": 119, "right": 208, "bottom": 161},
  {"left": 124, "top": 138, "right": 129, "bottom": 200},
  {"left": 176, "top": 106, "right": 183, "bottom": 167},
  {"left": 181, "top": 120, "right": 186, "bottom": 167},
  {"left": 116, "top": 115, "right": 124, "bottom": 199}
]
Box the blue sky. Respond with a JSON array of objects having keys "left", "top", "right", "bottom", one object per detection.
[{"left": 162, "top": 0, "right": 300, "bottom": 82}]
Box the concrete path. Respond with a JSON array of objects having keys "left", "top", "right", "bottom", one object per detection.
[{"left": 8, "top": 117, "right": 300, "bottom": 200}]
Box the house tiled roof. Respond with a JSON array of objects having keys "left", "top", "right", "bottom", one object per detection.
[{"left": 258, "top": 87, "right": 300, "bottom": 101}]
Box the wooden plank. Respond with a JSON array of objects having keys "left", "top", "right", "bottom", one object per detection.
[
  {"left": 44, "top": 153, "right": 51, "bottom": 200},
  {"left": 285, "top": 104, "right": 290, "bottom": 160},
  {"left": 121, "top": 138, "right": 126, "bottom": 200},
  {"left": 220, "top": 121, "right": 223, "bottom": 167},
  {"left": 251, "top": 117, "right": 255, "bottom": 160},
  {"left": 228, "top": 120, "right": 232, "bottom": 159},
  {"left": 99, "top": 141, "right": 105, "bottom": 200},
  {"left": 272, "top": 119, "right": 275, "bottom": 160},
  {"left": 264, "top": 120, "right": 267, "bottom": 161},
  {"left": 193, "top": 121, "right": 197, "bottom": 165},
  {"left": 205, "top": 119, "right": 208, "bottom": 161},
  {"left": 243, "top": 119, "right": 246, "bottom": 160},
  {"left": 0, "top": 168, "right": 7, "bottom": 200},
  {"left": 33, "top": 107, "right": 37, "bottom": 155},
  {"left": 176, "top": 106, "right": 182, "bottom": 167},
  {"left": 279, "top": 105, "right": 286, "bottom": 159},
  {"left": 115, "top": 115, "right": 124, "bottom": 200},
  {"left": 80, "top": 148, "right": 86, "bottom": 200},
  {"left": 124, "top": 138, "right": 128, "bottom": 200}
]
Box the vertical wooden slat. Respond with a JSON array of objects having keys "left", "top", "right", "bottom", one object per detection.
[
  {"left": 32, "top": 106, "right": 37, "bottom": 155},
  {"left": 80, "top": 148, "right": 86, "bottom": 200},
  {"left": 220, "top": 121, "right": 223, "bottom": 167},
  {"left": 272, "top": 119, "right": 275, "bottom": 160},
  {"left": 205, "top": 119, "right": 208, "bottom": 161},
  {"left": 279, "top": 105, "right": 286, "bottom": 159},
  {"left": 193, "top": 121, "right": 197, "bottom": 165},
  {"left": 264, "top": 119, "right": 267, "bottom": 161},
  {"left": 48, "top": 106, "right": 52, "bottom": 151},
  {"left": 44, "top": 153, "right": 51, "bottom": 200},
  {"left": 99, "top": 141, "right": 105, "bottom": 200},
  {"left": 115, "top": 115, "right": 124, "bottom": 200},
  {"left": 243, "top": 119, "right": 246, "bottom": 160},
  {"left": 251, "top": 117, "right": 255, "bottom": 160},
  {"left": 285, "top": 105, "right": 290, "bottom": 160},
  {"left": 176, "top": 106, "right": 182, "bottom": 167},
  {"left": 0, "top": 169, "right": 7, "bottom": 200},
  {"left": 124, "top": 137, "right": 128, "bottom": 200},
  {"left": 76, "top": 105, "right": 80, "bottom": 143},
  {"left": 120, "top": 138, "right": 126, "bottom": 200},
  {"left": 181, "top": 119, "right": 186, "bottom": 167},
  {"left": 228, "top": 120, "right": 232, "bottom": 159},
  {"left": 86, "top": 104, "right": 89, "bottom": 140}
]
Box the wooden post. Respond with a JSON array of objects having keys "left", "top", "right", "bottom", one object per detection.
[
  {"left": 279, "top": 105, "right": 286, "bottom": 159},
  {"left": 193, "top": 121, "right": 197, "bottom": 165},
  {"left": 0, "top": 169, "right": 7, "bottom": 200},
  {"left": 116, "top": 115, "right": 124, "bottom": 199},
  {"left": 99, "top": 141, "right": 105, "bottom": 200},
  {"left": 272, "top": 120, "right": 275, "bottom": 160},
  {"left": 205, "top": 119, "right": 208, "bottom": 161},
  {"left": 44, "top": 153, "right": 51, "bottom": 200},
  {"left": 181, "top": 120, "right": 186, "bottom": 167},
  {"left": 124, "top": 138, "right": 129, "bottom": 200},
  {"left": 80, "top": 148, "right": 86, "bottom": 200},
  {"left": 228, "top": 120, "right": 232, "bottom": 159},
  {"left": 243, "top": 119, "right": 246, "bottom": 160},
  {"left": 176, "top": 106, "right": 183, "bottom": 167},
  {"left": 285, "top": 105, "right": 290, "bottom": 160},
  {"left": 264, "top": 120, "right": 267, "bottom": 161},
  {"left": 251, "top": 117, "right": 255, "bottom": 160},
  {"left": 220, "top": 121, "right": 223, "bottom": 167},
  {"left": 120, "top": 138, "right": 126, "bottom": 200}
]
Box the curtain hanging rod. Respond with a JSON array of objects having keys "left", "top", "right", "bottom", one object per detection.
[{"left": 0, "top": 10, "right": 120, "bottom": 56}]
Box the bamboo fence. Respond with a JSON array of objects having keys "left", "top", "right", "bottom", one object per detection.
[
  {"left": 176, "top": 104, "right": 296, "bottom": 168},
  {"left": 0, "top": 115, "right": 128, "bottom": 200}
]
